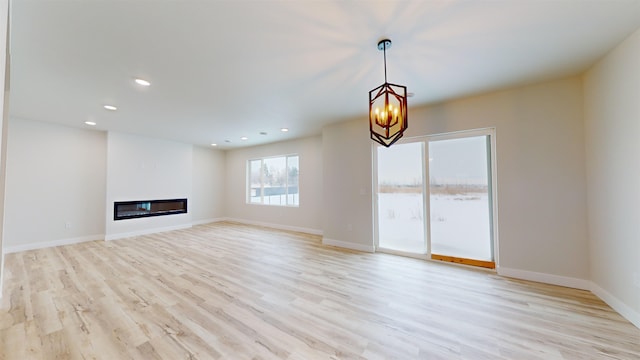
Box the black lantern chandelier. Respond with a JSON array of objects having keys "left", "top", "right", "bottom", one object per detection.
[{"left": 369, "top": 39, "right": 408, "bottom": 147}]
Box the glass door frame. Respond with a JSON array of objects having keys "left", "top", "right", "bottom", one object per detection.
[
  {"left": 372, "top": 139, "right": 430, "bottom": 260},
  {"left": 372, "top": 127, "right": 500, "bottom": 267}
]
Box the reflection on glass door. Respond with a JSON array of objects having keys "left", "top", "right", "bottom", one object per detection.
[
  {"left": 377, "top": 142, "right": 426, "bottom": 254},
  {"left": 428, "top": 135, "right": 494, "bottom": 266}
]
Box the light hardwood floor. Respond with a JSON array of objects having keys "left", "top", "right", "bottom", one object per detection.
[{"left": 1, "top": 222, "right": 639, "bottom": 359}]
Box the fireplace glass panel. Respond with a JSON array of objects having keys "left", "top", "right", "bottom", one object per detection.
[{"left": 114, "top": 198, "right": 187, "bottom": 220}]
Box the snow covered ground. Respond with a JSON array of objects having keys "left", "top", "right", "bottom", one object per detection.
[
  {"left": 378, "top": 192, "right": 492, "bottom": 260},
  {"left": 249, "top": 193, "right": 299, "bottom": 206}
]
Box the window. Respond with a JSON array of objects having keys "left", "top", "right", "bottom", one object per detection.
[{"left": 248, "top": 154, "right": 299, "bottom": 206}]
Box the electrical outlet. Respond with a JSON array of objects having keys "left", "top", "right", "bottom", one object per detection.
[
  {"left": 347, "top": 223, "right": 353, "bottom": 231},
  {"left": 65, "top": 221, "right": 72, "bottom": 229},
  {"left": 633, "top": 272, "right": 640, "bottom": 288}
]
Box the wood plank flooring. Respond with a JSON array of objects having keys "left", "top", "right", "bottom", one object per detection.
[{"left": 1, "top": 221, "right": 639, "bottom": 359}]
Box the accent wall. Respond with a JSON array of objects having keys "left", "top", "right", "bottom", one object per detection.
[{"left": 105, "top": 132, "right": 192, "bottom": 240}]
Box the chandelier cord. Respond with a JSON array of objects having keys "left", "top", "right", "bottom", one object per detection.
[{"left": 383, "top": 43, "right": 388, "bottom": 83}]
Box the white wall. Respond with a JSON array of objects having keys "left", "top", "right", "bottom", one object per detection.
[
  {"left": 2, "top": 123, "right": 228, "bottom": 248},
  {"left": 0, "top": 0, "right": 10, "bottom": 297},
  {"left": 192, "top": 145, "right": 225, "bottom": 224},
  {"left": 225, "top": 136, "right": 323, "bottom": 234},
  {"left": 105, "top": 132, "right": 192, "bottom": 240},
  {"left": 4, "top": 118, "right": 107, "bottom": 252},
  {"left": 584, "top": 28, "right": 640, "bottom": 328},
  {"left": 323, "top": 77, "right": 590, "bottom": 285},
  {"left": 322, "top": 120, "right": 375, "bottom": 252}
]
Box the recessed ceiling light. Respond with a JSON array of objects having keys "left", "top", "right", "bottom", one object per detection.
[
  {"left": 210, "top": 143, "right": 217, "bottom": 147},
  {"left": 280, "top": 128, "right": 289, "bottom": 132},
  {"left": 104, "top": 105, "right": 117, "bottom": 111},
  {"left": 85, "top": 121, "right": 96, "bottom": 126},
  {"left": 240, "top": 136, "right": 248, "bottom": 141},
  {"left": 135, "top": 78, "right": 151, "bottom": 86}
]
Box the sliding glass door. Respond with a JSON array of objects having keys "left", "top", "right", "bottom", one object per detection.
[
  {"left": 374, "top": 129, "right": 496, "bottom": 267},
  {"left": 428, "top": 134, "right": 494, "bottom": 267},
  {"left": 376, "top": 142, "right": 426, "bottom": 254}
]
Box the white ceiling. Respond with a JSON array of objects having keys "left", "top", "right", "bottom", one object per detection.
[{"left": 9, "top": 0, "right": 640, "bottom": 149}]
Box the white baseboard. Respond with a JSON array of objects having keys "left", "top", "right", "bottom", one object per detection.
[
  {"left": 322, "top": 238, "right": 375, "bottom": 253},
  {"left": 191, "top": 217, "right": 227, "bottom": 226},
  {"left": 2, "top": 217, "right": 313, "bottom": 253},
  {"left": 497, "top": 267, "right": 591, "bottom": 290},
  {"left": 3, "top": 234, "right": 105, "bottom": 254},
  {"left": 494, "top": 267, "right": 640, "bottom": 329},
  {"left": 105, "top": 224, "right": 192, "bottom": 241},
  {"left": 225, "top": 217, "right": 323, "bottom": 236},
  {"left": 590, "top": 282, "right": 640, "bottom": 330},
  {"left": 0, "top": 252, "right": 4, "bottom": 301}
]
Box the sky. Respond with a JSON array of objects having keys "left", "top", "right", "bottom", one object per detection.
[{"left": 377, "top": 136, "right": 489, "bottom": 186}]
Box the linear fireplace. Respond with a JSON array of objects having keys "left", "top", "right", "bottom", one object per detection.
[{"left": 114, "top": 198, "right": 187, "bottom": 221}]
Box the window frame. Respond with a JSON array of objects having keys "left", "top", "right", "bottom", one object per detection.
[{"left": 246, "top": 154, "right": 299, "bottom": 207}]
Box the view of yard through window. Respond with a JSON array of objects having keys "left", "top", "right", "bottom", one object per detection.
[
  {"left": 248, "top": 155, "right": 299, "bottom": 206},
  {"left": 377, "top": 135, "right": 493, "bottom": 261},
  {"left": 377, "top": 190, "right": 490, "bottom": 259}
]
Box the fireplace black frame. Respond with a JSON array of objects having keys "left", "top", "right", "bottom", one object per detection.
[{"left": 114, "top": 198, "right": 188, "bottom": 221}]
